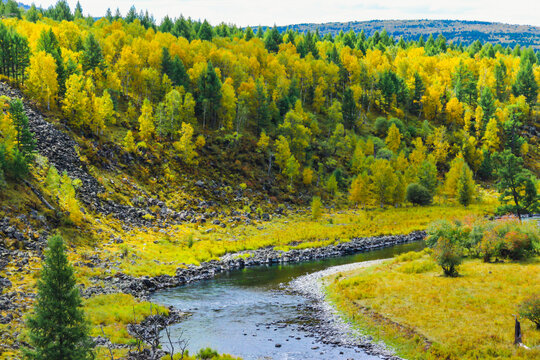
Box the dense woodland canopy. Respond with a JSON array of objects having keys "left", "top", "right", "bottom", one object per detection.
[{"left": 0, "top": 0, "right": 539, "bottom": 213}]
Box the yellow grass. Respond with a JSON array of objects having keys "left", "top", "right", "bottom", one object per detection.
[{"left": 327, "top": 254, "right": 540, "bottom": 359}]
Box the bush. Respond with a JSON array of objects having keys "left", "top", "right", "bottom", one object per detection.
[
  {"left": 519, "top": 295, "right": 540, "bottom": 329},
  {"left": 374, "top": 117, "right": 389, "bottom": 136},
  {"left": 406, "top": 183, "right": 432, "bottom": 205},
  {"left": 311, "top": 196, "right": 322, "bottom": 220},
  {"left": 433, "top": 237, "right": 463, "bottom": 277},
  {"left": 197, "top": 347, "right": 219, "bottom": 359},
  {"left": 478, "top": 217, "right": 537, "bottom": 261},
  {"left": 376, "top": 148, "right": 394, "bottom": 159}
]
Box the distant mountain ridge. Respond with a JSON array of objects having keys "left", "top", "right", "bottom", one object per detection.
[{"left": 273, "top": 20, "right": 540, "bottom": 49}]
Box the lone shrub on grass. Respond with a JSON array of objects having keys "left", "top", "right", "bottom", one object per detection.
[
  {"left": 24, "top": 235, "right": 94, "bottom": 360},
  {"left": 519, "top": 295, "right": 540, "bottom": 329},
  {"left": 406, "top": 183, "right": 432, "bottom": 205},
  {"left": 433, "top": 237, "right": 463, "bottom": 277}
]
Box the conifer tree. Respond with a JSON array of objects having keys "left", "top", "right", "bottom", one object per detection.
[
  {"left": 493, "top": 150, "right": 539, "bottom": 220},
  {"left": 457, "top": 162, "right": 475, "bottom": 206},
  {"left": 9, "top": 99, "right": 35, "bottom": 159},
  {"left": 198, "top": 20, "right": 213, "bottom": 41},
  {"left": 25, "top": 234, "right": 94, "bottom": 360},
  {"left": 512, "top": 60, "right": 538, "bottom": 111},
  {"left": 342, "top": 88, "right": 357, "bottom": 129},
  {"left": 81, "top": 34, "right": 103, "bottom": 72}
]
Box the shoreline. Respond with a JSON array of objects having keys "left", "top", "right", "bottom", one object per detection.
[
  {"left": 290, "top": 259, "right": 404, "bottom": 360},
  {"left": 93, "top": 231, "right": 426, "bottom": 298}
]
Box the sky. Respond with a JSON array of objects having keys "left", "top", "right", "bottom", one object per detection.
[{"left": 32, "top": 0, "right": 540, "bottom": 27}]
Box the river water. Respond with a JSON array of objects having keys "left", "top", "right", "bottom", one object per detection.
[{"left": 151, "top": 241, "right": 425, "bottom": 360}]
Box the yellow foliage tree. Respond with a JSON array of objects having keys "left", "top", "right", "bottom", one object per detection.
[
  {"left": 138, "top": 98, "right": 155, "bottom": 142},
  {"left": 123, "top": 130, "right": 136, "bottom": 153},
  {"left": 446, "top": 97, "right": 463, "bottom": 124},
  {"left": 349, "top": 172, "right": 372, "bottom": 208},
  {"left": 26, "top": 51, "right": 59, "bottom": 110},
  {"left": 385, "top": 123, "right": 402, "bottom": 153},
  {"left": 173, "top": 122, "right": 198, "bottom": 165},
  {"left": 302, "top": 167, "right": 314, "bottom": 186},
  {"left": 482, "top": 118, "right": 500, "bottom": 153}
]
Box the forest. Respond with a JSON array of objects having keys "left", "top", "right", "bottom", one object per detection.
[{"left": 0, "top": 0, "right": 538, "bottom": 216}]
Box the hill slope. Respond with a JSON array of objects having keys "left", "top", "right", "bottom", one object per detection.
[{"left": 276, "top": 20, "right": 540, "bottom": 48}]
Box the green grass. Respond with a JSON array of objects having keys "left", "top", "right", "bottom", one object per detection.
[
  {"left": 84, "top": 293, "right": 168, "bottom": 344},
  {"left": 326, "top": 254, "right": 540, "bottom": 359}
]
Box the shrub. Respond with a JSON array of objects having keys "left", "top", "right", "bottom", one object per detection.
[
  {"left": 477, "top": 217, "right": 537, "bottom": 261},
  {"left": 502, "top": 231, "right": 532, "bottom": 260},
  {"left": 433, "top": 237, "right": 463, "bottom": 277},
  {"left": 197, "top": 347, "right": 219, "bottom": 359},
  {"left": 406, "top": 183, "right": 432, "bottom": 205},
  {"left": 374, "top": 116, "right": 389, "bottom": 136},
  {"left": 478, "top": 230, "right": 504, "bottom": 262},
  {"left": 518, "top": 295, "right": 540, "bottom": 329},
  {"left": 311, "top": 196, "right": 323, "bottom": 220},
  {"left": 376, "top": 148, "right": 394, "bottom": 159}
]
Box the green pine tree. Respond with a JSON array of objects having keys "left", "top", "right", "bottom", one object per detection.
[
  {"left": 512, "top": 60, "right": 538, "bottom": 110},
  {"left": 24, "top": 235, "right": 94, "bottom": 360},
  {"left": 457, "top": 162, "right": 475, "bottom": 207},
  {"left": 9, "top": 99, "right": 36, "bottom": 159},
  {"left": 81, "top": 33, "right": 104, "bottom": 72}
]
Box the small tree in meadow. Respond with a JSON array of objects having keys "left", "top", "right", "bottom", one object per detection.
[
  {"left": 24, "top": 235, "right": 94, "bottom": 360},
  {"left": 433, "top": 237, "right": 463, "bottom": 277},
  {"left": 519, "top": 295, "right": 540, "bottom": 329}
]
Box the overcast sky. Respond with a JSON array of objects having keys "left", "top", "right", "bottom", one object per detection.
[{"left": 32, "top": 0, "right": 540, "bottom": 27}]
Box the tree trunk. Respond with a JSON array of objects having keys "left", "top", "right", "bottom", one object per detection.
[{"left": 514, "top": 316, "right": 522, "bottom": 345}]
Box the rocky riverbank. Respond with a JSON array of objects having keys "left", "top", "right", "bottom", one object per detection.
[
  {"left": 94, "top": 231, "right": 425, "bottom": 299},
  {"left": 290, "top": 259, "right": 403, "bottom": 360}
]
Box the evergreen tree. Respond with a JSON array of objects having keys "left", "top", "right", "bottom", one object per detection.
[
  {"left": 161, "top": 48, "right": 189, "bottom": 89},
  {"left": 494, "top": 59, "right": 507, "bottom": 101},
  {"left": 125, "top": 6, "right": 137, "bottom": 23},
  {"left": 457, "top": 162, "right": 475, "bottom": 207},
  {"left": 493, "top": 150, "right": 539, "bottom": 220},
  {"left": 52, "top": 0, "right": 73, "bottom": 21},
  {"left": 24, "top": 235, "right": 94, "bottom": 360},
  {"left": 4, "top": 0, "right": 21, "bottom": 18},
  {"left": 73, "top": 1, "right": 83, "bottom": 19},
  {"left": 512, "top": 60, "right": 538, "bottom": 110},
  {"left": 342, "top": 87, "right": 356, "bottom": 130},
  {"left": 159, "top": 15, "right": 174, "bottom": 33},
  {"left": 411, "top": 72, "right": 425, "bottom": 116},
  {"left": 9, "top": 99, "right": 35, "bottom": 159},
  {"left": 503, "top": 106, "right": 526, "bottom": 156},
  {"left": 478, "top": 87, "right": 495, "bottom": 125},
  {"left": 198, "top": 20, "right": 214, "bottom": 41},
  {"left": 104, "top": 8, "right": 112, "bottom": 22},
  {"left": 196, "top": 61, "right": 222, "bottom": 128},
  {"left": 418, "top": 159, "right": 438, "bottom": 194},
  {"left": 26, "top": 4, "right": 40, "bottom": 22},
  {"left": 81, "top": 34, "right": 104, "bottom": 72},
  {"left": 264, "top": 25, "right": 282, "bottom": 52},
  {"left": 244, "top": 26, "right": 254, "bottom": 41}
]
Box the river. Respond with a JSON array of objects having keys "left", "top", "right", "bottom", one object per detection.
[{"left": 151, "top": 241, "right": 425, "bottom": 360}]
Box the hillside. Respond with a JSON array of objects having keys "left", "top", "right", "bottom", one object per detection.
[{"left": 276, "top": 20, "right": 540, "bottom": 49}]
